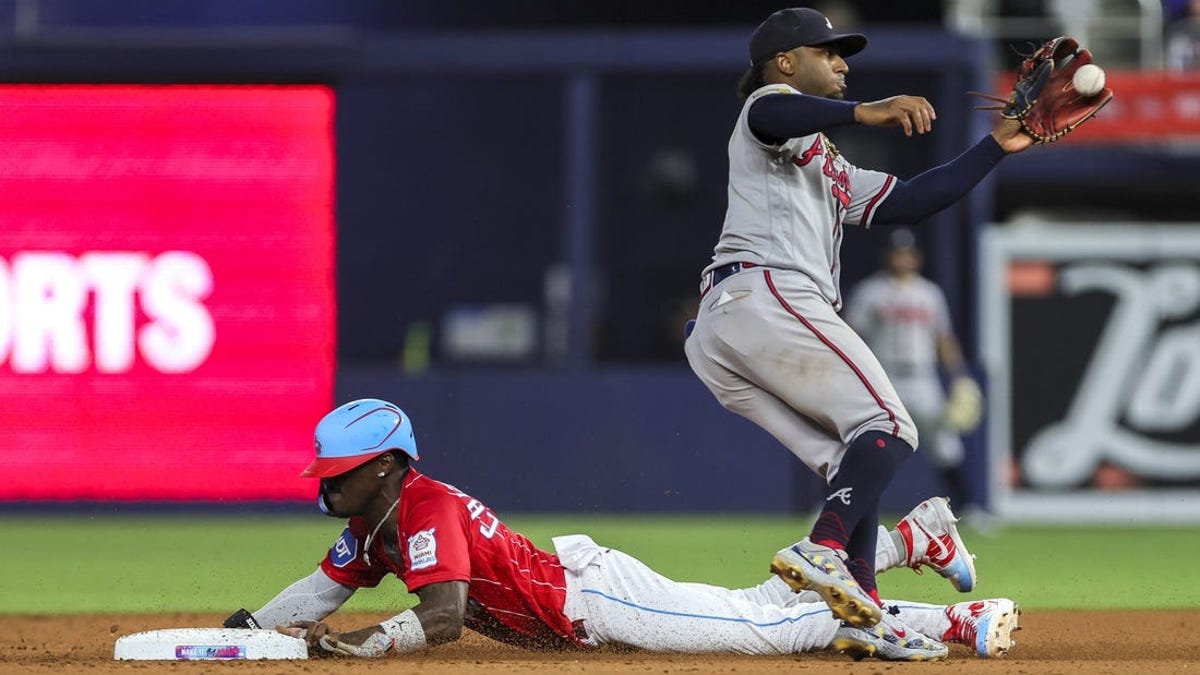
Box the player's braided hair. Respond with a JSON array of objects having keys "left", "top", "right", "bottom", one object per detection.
[{"left": 736, "top": 61, "right": 768, "bottom": 100}]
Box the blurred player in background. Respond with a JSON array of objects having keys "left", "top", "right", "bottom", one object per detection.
[
  {"left": 844, "top": 228, "right": 986, "bottom": 522},
  {"left": 1166, "top": 0, "right": 1200, "bottom": 70},
  {"left": 224, "top": 399, "right": 1019, "bottom": 661},
  {"left": 684, "top": 5, "right": 1039, "bottom": 634}
]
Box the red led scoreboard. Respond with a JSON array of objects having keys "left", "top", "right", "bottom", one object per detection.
[{"left": 0, "top": 85, "right": 336, "bottom": 500}]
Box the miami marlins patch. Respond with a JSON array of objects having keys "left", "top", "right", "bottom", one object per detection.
[
  {"left": 330, "top": 527, "right": 358, "bottom": 568},
  {"left": 407, "top": 528, "right": 438, "bottom": 570}
]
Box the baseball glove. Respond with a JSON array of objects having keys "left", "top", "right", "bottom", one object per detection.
[
  {"left": 972, "top": 36, "right": 1114, "bottom": 143},
  {"left": 942, "top": 376, "right": 983, "bottom": 434}
]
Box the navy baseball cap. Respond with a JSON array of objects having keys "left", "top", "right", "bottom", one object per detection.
[{"left": 749, "top": 8, "right": 867, "bottom": 66}]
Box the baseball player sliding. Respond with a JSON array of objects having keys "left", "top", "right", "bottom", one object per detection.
[
  {"left": 682, "top": 6, "right": 1096, "bottom": 652},
  {"left": 225, "top": 399, "right": 1018, "bottom": 661}
]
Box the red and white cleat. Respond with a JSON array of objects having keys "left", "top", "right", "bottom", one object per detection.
[
  {"left": 943, "top": 598, "right": 1021, "bottom": 657},
  {"left": 896, "top": 496, "right": 978, "bottom": 592}
]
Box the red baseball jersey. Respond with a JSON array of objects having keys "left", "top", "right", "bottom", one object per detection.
[{"left": 319, "top": 469, "right": 582, "bottom": 649}]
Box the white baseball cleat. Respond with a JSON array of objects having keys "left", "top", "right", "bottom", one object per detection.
[
  {"left": 941, "top": 598, "right": 1021, "bottom": 657},
  {"left": 896, "top": 497, "right": 977, "bottom": 592},
  {"left": 770, "top": 537, "right": 882, "bottom": 628},
  {"left": 832, "top": 610, "right": 949, "bottom": 662}
]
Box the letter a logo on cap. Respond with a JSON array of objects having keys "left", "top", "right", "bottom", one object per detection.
[{"left": 826, "top": 18, "right": 833, "bottom": 29}]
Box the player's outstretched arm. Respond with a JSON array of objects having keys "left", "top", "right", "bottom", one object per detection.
[
  {"left": 747, "top": 93, "right": 859, "bottom": 143},
  {"left": 854, "top": 96, "right": 937, "bottom": 136},
  {"left": 870, "top": 135, "right": 1006, "bottom": 225},
  {"left": 224, "top": 568, "right": 355, "bottom": 630},
  {"left": 280, "top": 580, "right": 468, "bottom": 658},
  {"left": 990, "top": 117, "right": 1036, "bottom": 154}
]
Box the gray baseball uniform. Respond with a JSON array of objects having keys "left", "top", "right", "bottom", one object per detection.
[{"left": 685, "top": 83, "right": 919, "bottom": 481}]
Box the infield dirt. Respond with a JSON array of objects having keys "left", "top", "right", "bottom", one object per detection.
[{"left": 3, "top": 610, "right": 1197, "bottom": 673}]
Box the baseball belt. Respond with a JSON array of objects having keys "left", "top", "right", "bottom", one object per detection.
[{"left": 700, "top": 261, "right": 757, "bottom": 297}]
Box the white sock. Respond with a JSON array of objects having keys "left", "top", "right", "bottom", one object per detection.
[
  {"left": 891, "top": 530, "right": 910, "bottom": 562},
  {"left": 874, "top": 525, "right": 905, "bottom": 572},
  {"left": 762, "top": 578, "right": 824, "bottom": 608},
  {"left": 881, "top": 600, "right": 951, "bottom": 640},
  {"left": 758, "top": 575, "right": 798, "bottom": 606}
]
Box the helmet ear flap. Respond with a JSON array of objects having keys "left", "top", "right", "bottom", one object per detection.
[{"left": 317, "top": 484, "right": 338, "bottom": 517}]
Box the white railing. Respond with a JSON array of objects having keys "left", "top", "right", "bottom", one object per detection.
[{"left": 947, "top": 0, "right": 1164, "bottom": 69}]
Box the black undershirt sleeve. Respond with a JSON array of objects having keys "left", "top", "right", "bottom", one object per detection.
[
  {"left": 871, "top": 134, "right": 1008, "bottom": 225},
  {"left": 746, "top": 93, "right": 859, "bottom": 144}
]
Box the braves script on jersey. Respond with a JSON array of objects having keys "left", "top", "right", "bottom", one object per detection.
[
  {"left": 711, "top": 83, "right": 897, "bottom": 310},
  {"left": 319, "top": 470, "right": 581, "bottom": 649},
  {"left": 844, "top": 273, "right": 951, "bottom": 377}
]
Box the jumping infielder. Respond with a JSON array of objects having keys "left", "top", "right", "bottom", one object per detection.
[
  {"left": 844, "top": 229, "right": 983, "bottom": 512},
  {"left": 684, "top": 7, "right": 1037, "bottom": 632},
  {"left": 224, "top": 399, "right": 1019, "bottom": 661}
]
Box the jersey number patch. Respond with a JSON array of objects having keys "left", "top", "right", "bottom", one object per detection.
[
  {"left": 464, "top": 499, "right": 500, "bottom": 539},
  {"left": 446, "top": 483, "right": 502, "bottom": 539}
]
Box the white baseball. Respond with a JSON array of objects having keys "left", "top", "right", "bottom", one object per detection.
[{"left": 1072, "top": 63, "right": 1105, "bottom": 97}]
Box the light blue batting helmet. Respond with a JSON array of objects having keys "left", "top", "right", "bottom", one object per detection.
[{"left": 301, "top": 398, "right": 419, "bottom": 478}]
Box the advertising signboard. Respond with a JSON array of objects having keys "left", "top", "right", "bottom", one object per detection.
[
  {"left": 982, "top": 226, "right": 1200, "bottom": 521},
  {"left": 0, "top": 85, "right": 336, "bottom": 500}
]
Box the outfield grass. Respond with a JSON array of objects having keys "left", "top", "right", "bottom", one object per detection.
[{"left": 2, "top": 514, "right": 1197, "bottom": 614}]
